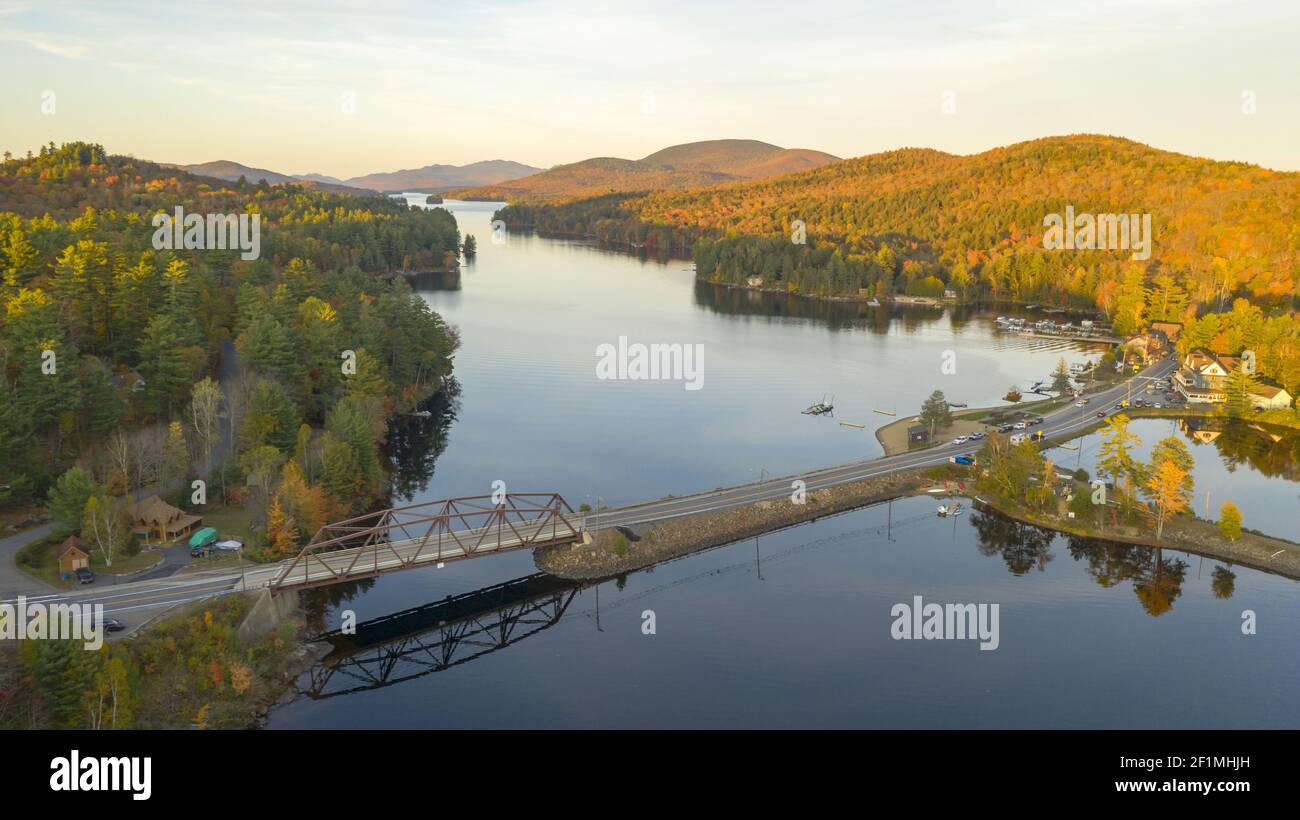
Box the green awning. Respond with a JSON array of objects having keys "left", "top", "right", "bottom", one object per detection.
[{"left": 188, "top": 527, "right": 219, "bottom": 548}]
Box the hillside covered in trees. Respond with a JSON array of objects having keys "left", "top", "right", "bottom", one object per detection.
[
  {"left": 496, "top": 135, "right": 1299, "bottom": 321},
  {"left": 0, "top": 142, "right": 461, "bottom": 539}
]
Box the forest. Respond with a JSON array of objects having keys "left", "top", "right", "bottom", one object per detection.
[
  {"left": 495, "top": 135, "right": 1300, "bottom": 396},
  {"left": 0, "top": 142, "right": 462, "bottom": 555}
]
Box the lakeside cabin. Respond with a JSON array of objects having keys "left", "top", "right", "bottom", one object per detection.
[{"left": 126, "top": 494, "right": 201, "bottom": 544}]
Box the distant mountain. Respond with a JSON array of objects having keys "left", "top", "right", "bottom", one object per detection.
[
  {"left": 453, "top": 139, "right": 840, "bottom": 202},
  {"left": 169, "top": 160, "right": 373, "bottom": 196},
  {"left": 340, "top": 160, "right": 544, "bottom": 192},
  {"left": 169, "top": 159, "right": 544, "bottom": 195},
  {"left": 295, "top": 172, "right": 346, "bottom": 185},
  {"left": 640, "top": 139, "right": 838, "bottom": 177}
]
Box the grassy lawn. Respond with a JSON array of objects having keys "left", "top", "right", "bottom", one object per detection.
[
  {"left": 197, "top": 504, "right": 259, "bottom": 543},
  {"left": 16, "top": 532, "right": 163, "bottom": 587},
  {"left": 177, "top": 549, "right": 249, "bottom": 575}
]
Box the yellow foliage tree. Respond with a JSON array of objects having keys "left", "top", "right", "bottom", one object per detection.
[
  {"left": 266, "top": 495, "right": 299, "bottom": 554},
  {"left": 1146, "top": 460, "right": 1190, "bottom": 538}
]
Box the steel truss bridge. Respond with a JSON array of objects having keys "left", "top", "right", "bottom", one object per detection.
[{"left": 270, "top": 493, "right": 583, "bottom": 593}]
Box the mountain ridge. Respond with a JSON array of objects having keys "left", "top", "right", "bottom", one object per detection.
[{"left": 452, "top": 139, "right": 840, "bottom": 202}]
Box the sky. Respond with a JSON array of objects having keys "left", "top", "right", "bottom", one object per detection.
[{"left": 1, "top": 0, "right": 1298, "bottom": 178}]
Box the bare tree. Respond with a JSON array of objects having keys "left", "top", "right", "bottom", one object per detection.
[
  {"left": 83, "top": 494, "right": 128, "bottom": 568},
  {"left": 106, "top": 429, "right": 132, "bottom": 496},
  {"left": 189, "top": 377, "right": 222, "bottom": 472}
]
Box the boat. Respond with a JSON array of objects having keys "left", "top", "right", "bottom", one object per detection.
[
  {"left": 937, "top": 503, "right": 965, "bottom": 517},
  {"left": 866, "top": 298, "right": 881, "bottom": 307},
  {"left": 802, "top": 394, "right": 834, "bottom": 415}
]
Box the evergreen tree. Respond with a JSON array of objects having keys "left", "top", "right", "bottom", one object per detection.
[
  {"left": 137, "top": 314, "right": 192, "bottom": 418},
  {"left": 1050, "top": 357, "right": 1072, "bottom": 394},
  {"left": 47, "top": 466, "right": 95, "bottom": 536},
  {"left": 918, "top": 390, "right": 952, "bottom": 438}
]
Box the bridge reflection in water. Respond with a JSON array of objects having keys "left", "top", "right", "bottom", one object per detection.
[{"left": 300, "top": 573, "right": 587, "bottom": 700}]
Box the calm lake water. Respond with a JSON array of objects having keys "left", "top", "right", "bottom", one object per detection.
[{"left": 265, "top": 199, "right": 1300, "bottom": 729}]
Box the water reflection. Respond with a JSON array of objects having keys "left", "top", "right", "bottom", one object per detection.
[
  {"left": 299, "top": 573, "right": 584, "bottom": 700},
  {"left": 1178, "top": 417, "right": 1300, "bottom": 482},
  {"left": 385, "top": 382, "right": 459, "bottom": 502}
]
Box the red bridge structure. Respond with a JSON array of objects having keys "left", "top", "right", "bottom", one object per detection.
[{"left": 269, "top": 493, "right": 584, "bottom": 593}]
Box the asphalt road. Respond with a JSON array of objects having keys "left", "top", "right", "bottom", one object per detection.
[{"left": 1, "top": 357, "right": 1178, "bottom": 629}]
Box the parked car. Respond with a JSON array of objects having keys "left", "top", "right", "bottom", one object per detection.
[
  {"left": 951, "top": 435, "right": 969, "bottom": 445},
  {"left": 95, "top": 617, "right": 126, "bottom": 633},
  {"left": 74, "top": 567, "right": 94, "bottom": 585},
  {"left": 969, "top": 431, "right": 986, "bottom": 440},
  {"left": 950, "top": 455, "right": 975, "bottom": 465},
  {"left": 1013, "top": 421, "right": 1028, "bottom": 430},
  {"left": 998, "top": 424, "right": 1014, "bottom": 433}
]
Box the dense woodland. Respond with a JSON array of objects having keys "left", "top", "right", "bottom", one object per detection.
[
  {"left": 497, "top": 135, "right": 1300, "bottom": 395},
  {"left": 0, "top": 143, "right": 461, "bottom": 550}
]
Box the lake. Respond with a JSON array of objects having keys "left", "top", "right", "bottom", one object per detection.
[{"left": 265, "top": 199, "right": 1300, "bottom": 729}]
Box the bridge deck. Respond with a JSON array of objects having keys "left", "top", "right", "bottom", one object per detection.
[{"left": 273, "top": 518, "right": 585, "bottom": 592}]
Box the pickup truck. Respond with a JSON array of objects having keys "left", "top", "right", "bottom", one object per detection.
[{"left": 949, "top": 455, "right": 976, "bottom": 466}]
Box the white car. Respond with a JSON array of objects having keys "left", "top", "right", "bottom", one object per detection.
[
  {"left": 1013, "top": 421, "right": 1028, "bottom": 430},
  {"left": 1075, "top": 400, "right": 1086, "bottom": 407},
  {"left": 951, "top": 435, "right": 969, "bottom": 445}
]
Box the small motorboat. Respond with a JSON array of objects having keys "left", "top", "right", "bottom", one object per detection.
[
  {"left": 937, "top": 503, "right": 965, "bottom": 517},
  {"left": 802, "top": 394, "right": 835, "bottom": 415}
]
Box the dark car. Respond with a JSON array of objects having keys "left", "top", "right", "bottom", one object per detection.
[
  {"left": 1030, "top": 417, "right": 1044, "bottom": 425},
  {"left": 74, "top": 567, "right": 94, "bottom": 585},
  {"left": 190, "top": 545, "right": 208, "bottom": 558},
  {"left": 998, "top": 424, "right": 1014, "bottom": 433},
  {"left": 95, "top": 617, "right": 126, "bottom": 633},
  {"left": 1096, "top": 410, "right": 1107, "bottom": 418}
]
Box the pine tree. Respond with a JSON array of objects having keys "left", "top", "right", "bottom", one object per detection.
[
  {"left": 138, "top": 314, "right": 192, "bottom": 418},
  {"left": 1222, "top": 367, "right": 1257, "bottom": 417},
  {"left": 47, "top": 466, "right": 95, "bottom": 536},
  {"left": 1097, "top": 414, "right": 1144, "bottom": 495},
  {"left": 1050, "top": 357, "right": 1072, "bottom": 394},
  {"left": 918, "top": 390, "right": 952, "bottom": 438}
]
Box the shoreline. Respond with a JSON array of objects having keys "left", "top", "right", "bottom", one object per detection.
[{"left": 535, "top": 466, "right": 1300, "bottom": 584}]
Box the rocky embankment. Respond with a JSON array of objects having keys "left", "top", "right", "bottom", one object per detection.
[{"left": 535, "top": 469, "right": 931, "bottom": 579}]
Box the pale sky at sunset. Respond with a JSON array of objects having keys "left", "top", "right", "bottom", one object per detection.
[{"left": 1, "top": 0, "right": 1298, "bottom": 177}]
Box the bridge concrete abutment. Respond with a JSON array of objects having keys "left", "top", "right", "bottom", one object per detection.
[{"left": 237, "top": 587, "right": 300, "bottom": 644}]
